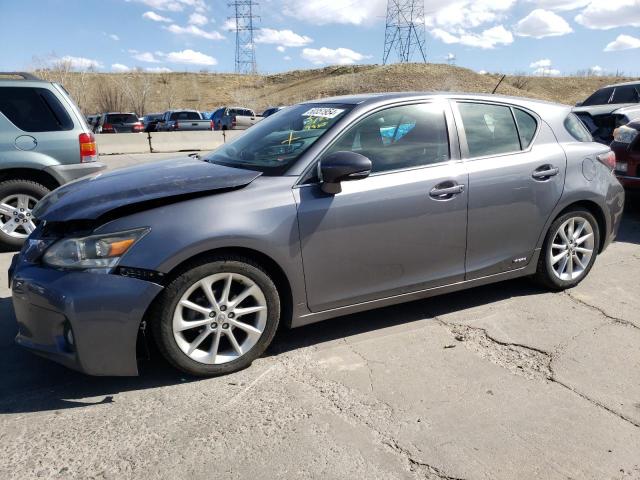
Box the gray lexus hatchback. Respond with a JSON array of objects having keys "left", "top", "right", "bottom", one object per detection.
[{"left": 10, "top": 93, "right": 624, "bottom": 377}]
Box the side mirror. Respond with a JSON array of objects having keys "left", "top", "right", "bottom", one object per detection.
[{"left": 320, "top": 151, "right": 372, "bottom": 194}]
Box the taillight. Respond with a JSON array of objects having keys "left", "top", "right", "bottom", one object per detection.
[
  {"left": 132, "top": 122, "right": 144, "bottom": 132},
  {"left": 210, "top": 119, "right": 214, "bottom": 130},
  {"left": 79, "top": 133, "right": 98, "bottom": 163},
  {"left": 597, "top": 150, "right": 616, "bottom": 171},
  {"left": 231, "top": 116, "right": 237, "bottom": 128},
  {"left": 102, "top": 123, "right": 115, "bottom": 133},
  {"left": 174, "top": 121, "right": 180, "bottom": 130}
]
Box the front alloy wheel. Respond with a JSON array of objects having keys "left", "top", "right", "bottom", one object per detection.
[{"left": 153, "top": 256, "right": 280, "bottom": 376}]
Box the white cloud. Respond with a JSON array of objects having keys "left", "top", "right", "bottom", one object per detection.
[
  {"left": 108, "top": 33, "right": 120, "bottom": 41},
  {"left": 128, "top": 0, "right": 208, "bottom": 12},
  {"left": 255, "top": 28, "right": 313, "bottom": 47},
  {"left": 529, "top": 58, "right": 552, "bottom": 68},
  {"left": 575, "top": 0, "right": 640, "bottom": 29},
  {"left": 111, "top": 63, "right": 131, "bottom": 72},
  {"left": 589, "top": 65, "right": 603, "bottom": 75},
  {"left": 527, "top": 0, "right": 590, "bottom": 11},
  {"left": 188, "top": 12, "right": 208, "bottom": 26},
  {"left": 604, "top": 34, "right": 640, "bottom": 51},
  {"left": 222, "top": 19, "right": 236, "bottom": 31},
  {"left": 478, "top": 69, "right": 488, "bottom": 74},
  {"left": 164, "top": 49, "right": 217, "bottom": 65},
  {"left": 59, "top": 55, "right": 103, "bottom": 70},
  {"left": 301, "top": 47, "right": 369, "bottom": 65},
  {"left": 283, "top": 55, "right": 292, "bottom": 61},
  {"left": 165, "top": 24, "right": 224, "bottom": 40},
  {"left": 425, "top": 0, "right": 516, "bottom": 30},
  {"left": 431, "top": 25, "right": 513, "bottom": 49},
  {"left": 142, "top": 11, "right": 172, "bottom": 22},
  {"left": 282, "top": 0, "right": 386, "bottom": 25},
  {"left": 277, "top": 46, "right": 286, "bottom": 52},
  {"left": 131, "top": 51, "right": 160, "bottom": 63},
  {"left": 146, "top": 67, "right": 173, "bottom": 73},
  {"left": 515, "top": 9, "right": 573, "bottom": 38},
  {"left": 532, "top": 67, "right": 560, "bottom": 76}
]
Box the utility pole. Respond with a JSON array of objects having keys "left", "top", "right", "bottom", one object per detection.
[
  {"left": 229, "top": 0, "right": 258, "bottom": 74},
  {"left": 383, "top": 0, "right": 427, "bottom": 65}
]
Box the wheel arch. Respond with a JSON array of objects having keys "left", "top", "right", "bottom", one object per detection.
[
  {"left": 551, "top": 200, "right": 607, "bottom": 253},
  {"left": 0, "top": 168, "right": 60, "bottom": 190}
]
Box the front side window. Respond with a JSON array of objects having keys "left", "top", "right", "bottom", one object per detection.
[
  {"left": 205, "top": 103, "right": 353, "bottom": 175},
  {"left": 582, "top": 87, "right": 614, "bottom": 106},
  {"left": 0, "top": 87, "right": 74, "bottom": 132},
  {"left": 323, "top": 103, "right": 450, "bottom": 173},
  {"left": 458, "top": 103, "right": 520, "bottom": 157}
]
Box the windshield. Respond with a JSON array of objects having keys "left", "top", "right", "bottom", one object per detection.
[{"left": 204, "top": 103, "right": 353, "bottom": 175}]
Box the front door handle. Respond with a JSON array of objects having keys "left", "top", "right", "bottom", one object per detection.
[
  {"left": 429, "top": 182, "right": 465, "bottom": 200},
  {"left": 532, "top": 165, "right": 559, "bottom": 180}
]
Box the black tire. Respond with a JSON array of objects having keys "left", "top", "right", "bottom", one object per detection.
[
  {"left": 534, "top": 208, "right": 600, "bottom": 290},
  {"left": 152, "top": 255, "right": 281, "bottom": 377},
  {"left": 0, "top": 179, "right": 50, "bottom": 250}
]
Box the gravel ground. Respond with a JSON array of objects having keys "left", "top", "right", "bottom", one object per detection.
[{"left": 1, "top": 153, "right": 639, "bottom": 480}]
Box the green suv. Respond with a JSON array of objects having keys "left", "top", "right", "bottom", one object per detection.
[{"left": 0, "top": 72, "right": 105, "bottom": 249}]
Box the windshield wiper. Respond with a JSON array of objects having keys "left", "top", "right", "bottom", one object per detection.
[{"left": 188, "top": 152, "right": 201, "bottom": 160}]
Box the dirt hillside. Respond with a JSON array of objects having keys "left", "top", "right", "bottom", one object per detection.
[{"left": 37, "top": 64, "right": 638, "bottom": 116}]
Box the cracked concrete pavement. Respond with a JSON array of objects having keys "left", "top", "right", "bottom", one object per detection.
[{"left": 1, "top": 153, "right": 639, "bottom": 479}]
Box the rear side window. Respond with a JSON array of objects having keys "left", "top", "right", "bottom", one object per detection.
[
  {"left": 611, "top": 85, "right": 640, "bottom": 104},
  {"left": 170, "top": 111, "right": 201, "bottom": 121},
  {"left": 513, "top": 108, "right": 538, "bottom": 149},
  {"left": 106, "top": 113, "right": 138, "bottom": 124},
  {"left": 582, "top": 87, "right": 614, "bottom": 106},
  {"left": 564, "top": 114, "right": 592, "bottom": 142},
  {"left": 0, "top": 87, "right": 74, "bottom": 132},
  {"left": 458, "top": 103, "right": 520, "bottom": 157}
]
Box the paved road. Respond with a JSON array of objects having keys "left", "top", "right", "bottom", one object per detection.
[{"left": 1, "top": 153, "right": 639, "bottom": 479}]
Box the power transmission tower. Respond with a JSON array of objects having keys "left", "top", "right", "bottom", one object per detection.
[
  {"left": 382, "top": 0, "right": 427, "bottom": 65},
  {"left": 229, "top": 0, "right": 259, "bottom": 74}
]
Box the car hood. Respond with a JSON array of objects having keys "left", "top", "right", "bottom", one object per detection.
[
  {"left": 33, "top": 157, "right": 261, "bottom": 222},
  {"left": 572, "top": 103, "right": 637, "bottom": 116}
]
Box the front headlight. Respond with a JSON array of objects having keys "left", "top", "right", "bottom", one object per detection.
[
  {"left": 42, "top": 228, "right": 149, "bottom": 270},
  {"left": 613, "top": 125, "right": 639, "bottom": 145}
]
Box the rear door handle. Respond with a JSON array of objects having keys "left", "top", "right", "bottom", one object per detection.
[
  {"left": 429, "top": 183, "right": 465, "bottom": 200},
  {"left": 532, "top": 165, "right": 559, "bottom": 180}
]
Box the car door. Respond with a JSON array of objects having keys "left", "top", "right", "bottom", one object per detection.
[
  {"left": 295, "top": 101, "right": 468, "bottom": 312},
  {"left": 453, "top": 101, "right": 567, "bottom": 279}
]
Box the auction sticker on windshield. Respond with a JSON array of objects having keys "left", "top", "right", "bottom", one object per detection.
[{"left": 302, "top": 107, "right": 345, "bottom": 118}]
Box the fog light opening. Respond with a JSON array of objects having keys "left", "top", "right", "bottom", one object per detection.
[{"left": 63, "top": 322, "right": 75, "bottom": 353}]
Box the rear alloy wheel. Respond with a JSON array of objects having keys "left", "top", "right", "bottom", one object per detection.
[
  {"left": 153, "top": 257, "right": 280, "bottom": 376},
  {"left": 535, "top": 209, "right": 600, "bottom": 290},
  {"left": 0, "top": 180, "right": 50, "bottom": 250}
]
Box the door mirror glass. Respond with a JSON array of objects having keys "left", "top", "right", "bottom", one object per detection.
[{"left": 320, "top": 151, "right": 372, "bottom": 194}]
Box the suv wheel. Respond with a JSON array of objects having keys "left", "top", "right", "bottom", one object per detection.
[
  {"left": 152, "top": 256, "right": 281, "bottom": 376},
  {"left": 0, "top": 180, "right": 50, "bottom": 249},
  {"left": 534, "top": 208, "right": 600, "bottom": 290}
]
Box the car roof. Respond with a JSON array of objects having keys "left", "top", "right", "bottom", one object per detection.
[
  {"left": 603, "top": 80, "right": 640, "bottom": 88},
  {"left": 302, "top": 92, "right": 569, "bottom": 111}
]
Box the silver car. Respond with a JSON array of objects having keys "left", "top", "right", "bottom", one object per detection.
[{"left": 11, "top": 93, "right": 624, "bottom": 377}]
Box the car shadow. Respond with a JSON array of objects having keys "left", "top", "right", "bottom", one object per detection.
[
  {"left": 617, "top": 192, "right": 640, "bottom": 245},
  {"left": 1, "top": 206, "right": 638, "bottom": 415}
]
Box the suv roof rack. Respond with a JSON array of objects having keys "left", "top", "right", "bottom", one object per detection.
[{"left": 0, "top": 72, "right": 42, "bottom": 81}]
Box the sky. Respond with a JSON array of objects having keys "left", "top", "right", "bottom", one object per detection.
[{"left": 0, "top": 0, "right": 639, "bottom": 76}]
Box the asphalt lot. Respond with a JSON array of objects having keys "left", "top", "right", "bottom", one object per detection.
[{"left": 1, "top": 153, "right": 639, "bottom": 480}]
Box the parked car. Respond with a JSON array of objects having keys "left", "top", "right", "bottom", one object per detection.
[
  {"left": 0, "top": 72, "right": 105, "bottom": 249},
  {"left": 611, "top": 120, "right": 640, "bottom": 190},
  {"left": 261, "top": 106, "right": 287, "bottom": 118},
  {"left": 94, "top": 112, "right": 144, "bottom": 133},
  {"left": 156, "top": 110, "right": 213, "bottom": 131},
  {"left": 211, "top": 107, "right": 261, "bottom": 130},
  {"left": 10, "top": 93, "right": 624, "bottom": 377},
  {"left": 142, "top": 113, "right": 164, "bottom": 133},
  {"left": 573, "top": 81, "right": 640, "bottom": 144}
]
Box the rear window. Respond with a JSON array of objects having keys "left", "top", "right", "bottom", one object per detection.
[
  {"left": 611, "top": 85, "right": 640, "bottom": 104},
  {"left": 106, "top": 113, "right": 138, "bottom": 124},
  {"left": 229, "top": 109, "right": 253, "bottom": 116},
  {"left": 170, "top": 111, "right": 201, "bottom": 121},
  {"left": 513, "top": 108, "right": 538, "bottom": 149},
  {"left": 458, "top": 102, "right": 521, "bottom": 157},
  {"left": 564, "top": 114, "right": 592, "bottom": 142},
  {"left": 582, "top": 87, "right": 614, "bottom": 106},
  {"left": 0, "top": 87, "right": 74, "bottom": 132}
]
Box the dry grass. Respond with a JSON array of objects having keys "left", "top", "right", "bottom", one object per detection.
[{"left": 35, "top": 64, "right": 638, "bottom": 116}]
